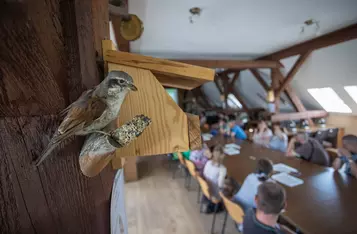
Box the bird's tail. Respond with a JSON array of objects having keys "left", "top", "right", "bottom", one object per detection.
[{"left": 33, "top": 132, "right": 72, "bottom": 166}]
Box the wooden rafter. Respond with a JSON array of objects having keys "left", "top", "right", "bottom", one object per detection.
[
  {"left": 259, "top": 23, "right": 357, "bottom": 60},
  {"left": 271, "top": 110, "right": 328, "bottom": 122},
  {"left": 192, "top": 87, "right": 211, "bottom": 108},
  {"left": 276, "top": 51, "right": 312, "bottom": 95},
  {"left": 174, "top": 59, "right": 281, "bottom": 69},
  {"left": 249, "top": 69, "right": 270, "bottom": 91},
  {"left": 215, "top": 73, "right": 249, "bottom": 112}
]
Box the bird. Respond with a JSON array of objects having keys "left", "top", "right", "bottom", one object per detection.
[{"left": 34, "top": 70, "right": 137, "bottom": 166}]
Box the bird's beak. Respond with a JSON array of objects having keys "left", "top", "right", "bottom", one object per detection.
[{"left": 128, "top": 83, "right": 138, "bottom": 91}]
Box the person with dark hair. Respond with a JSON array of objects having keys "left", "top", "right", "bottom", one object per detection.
[
  {"left": 243, "top": 182, "right": 287, "bottom": 234},
  {"left": 269, "top": 123, "right": 288, "bottom": 152},
  {"left": 333, "top": 134, "right": 357, "bottom": 179},
  {"left": 232, "top": 158, "right": 274, "bottom": 212},
  {"left": 286, "top": 132, "right": 330, "bottom": 166}
]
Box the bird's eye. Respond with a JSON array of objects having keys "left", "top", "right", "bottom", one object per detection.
[{"left": 118, "top": 79, "right": 125, "bottom": 84}]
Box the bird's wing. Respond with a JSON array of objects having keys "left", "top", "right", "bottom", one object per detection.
[
  {"left": 58, "top": 95, "right": 107, "bottom": 135},
  {"left": 59, "top": 88, "right": 96, "bottom": 117},
  {"left": 34, "top": 96, "right": 107, "bottom": 166}
]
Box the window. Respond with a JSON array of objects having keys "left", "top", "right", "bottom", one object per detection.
[
  {"left": 227, "top": 94, "right": 242, "bottom": 108},
  {"left": 344, "top": 86, "right": 357, "bottom": 104},
  {"left": 307, "top": 87, "right": 352, "bottom": 113}
]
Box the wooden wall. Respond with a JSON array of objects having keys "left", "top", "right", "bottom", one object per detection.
[
  {"left": 326, "top": 114, "right": 357, "bottom": 135},
  {"left": 0, "top": 1, "right": 115, "bottom": 233}
]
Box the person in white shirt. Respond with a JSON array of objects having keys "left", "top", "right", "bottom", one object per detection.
[
  {"left": 269, "top": 124, "right": 288, "bottom": 152},
  {"left": 202, "top": 145, "right": 227, "bottom": 213},
  {"left": 253, "top": 121, "right": 273, "bottom": 147},
  {"left": 232, "top": 158, "right": 274, "bottom": 213}
]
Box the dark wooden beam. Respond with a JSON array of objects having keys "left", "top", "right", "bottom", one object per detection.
[
  {"left": 271, "top": 110, "right": 328, "bottom": 122},
  {"left": 192, "top": 87, "right": 211, "bottom": 108},
  {"left": 275, "top": 69, "right": 314, "bottom": 126},
  {"left": 276, "top": 51, "right": 312, "bottom": 95},
  {"left": 259, "top": 23, "right": 357, "bottom": 60},
  {"left": 271, "top": 68, "right": 280, "bottom": 113},
  {"left": 230, "top": 71, "right": 240, "bottom": 86},
  {"left": 110, "top": 0, "right": 130, "bottom": 53},
  {"left": 249, "top": 69, "right": 270, "bottom": 91},
  {"left": 174, "top": 59, "right": 281, "bottom": 69}
]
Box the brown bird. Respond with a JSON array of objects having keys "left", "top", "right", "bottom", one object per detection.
[{"left": 34, "top": 70, "right": 137, "bottom": 166}]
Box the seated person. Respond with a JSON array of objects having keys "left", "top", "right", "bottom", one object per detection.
[
  {"left": 222, "top": 177, "right": 239, "bottom": 198},
  {"left": 243, "top": 182, "right": 289, "bottom": 234},
  {"left": 253, "top": 120, "right": 273, "bottom": 146},
  {"left": 269, "top": 123, "right": 288, "bottom": 152},
  {"left": 286, "top": 132, "right": 330, "bottom": 166},
  {"left": 228, "top": 117, "right": 247, "bottom": 140},
  {"left": 202, "top": 145, "right": 227, "bottom": 213},
  {"left": 189, "top": 144, "right": 212, "bottom": 173},
  {"left": 219, "top": 118, "right": 230, "bottom": 135},
  {"left": 333, "top": 134, "right": 357, "bottom": 179},
  {"left": 233, "top": 158, "right": 273, "bottom": 212}
]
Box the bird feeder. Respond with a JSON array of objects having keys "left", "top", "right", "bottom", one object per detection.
[{"left": 102, "top": 40, "right": 214, "bottom": 174}]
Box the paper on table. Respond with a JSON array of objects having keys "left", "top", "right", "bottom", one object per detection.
[
  {"left": 272, "top": 172, "right": 304, "bottom": 187},
  {"left": 202, "top": 133, "right": 213, "bottom": 141},
  {"left": 273, "top": 163, "right": 298, "bottom": 173},
  {"left": 224, "top": 143, "right": 241, "bottom": 149},
  {"left": 224, "top": 148, "right": 240, "bottom": 156}
]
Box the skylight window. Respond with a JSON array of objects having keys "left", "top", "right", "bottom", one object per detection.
[
  {"left": 307, "top": 87, "right": 352, "bottom": 113},
  {"left": 344, "top": 86, "right": 357, "bottom": 104},
  {"left": 227, "top": 94, "right": 242, "bottom": 109}
]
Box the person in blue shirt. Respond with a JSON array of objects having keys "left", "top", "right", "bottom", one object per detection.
[
  {"left": 333, "top": 134, "right": 357, "bottom": 179},
  {"left": 228, "top": 118, "right": 247, "bottom": 140}
]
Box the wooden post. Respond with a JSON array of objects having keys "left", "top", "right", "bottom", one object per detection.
[
  {"left": 0, "top": 1, "right": 115, "bottom": 233},
  {"left": 271, "top": 68, "right": 280, "bottom": 113}
]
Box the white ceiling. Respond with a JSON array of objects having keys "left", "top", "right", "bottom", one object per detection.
[{"left": 129, "top": 0, "right": 357, "bottom": 59}]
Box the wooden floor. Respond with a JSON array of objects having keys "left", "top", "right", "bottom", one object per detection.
[{"left": 125, "top": 155, "right": 240, "bottom": 234}]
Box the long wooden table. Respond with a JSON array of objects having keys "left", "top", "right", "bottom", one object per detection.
[{"left": 206, "top": 135, "right": 357, "bottom": 234}]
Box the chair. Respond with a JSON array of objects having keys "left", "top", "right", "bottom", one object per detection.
[
  {"left": 197, "top": 175, "right": 221, "bottom": 234},
  {"left": 172, "top": 152, "right": 187, "bottom": 179},
  {"left": 185, "top": 159, "right": 201, "bottom": 203},
  {"left": 219, "top": 191, "right": 245, "bottom": 234}
]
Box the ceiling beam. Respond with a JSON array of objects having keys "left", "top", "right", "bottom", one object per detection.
[
  {"left": 174, "top": 59, "right": 281, "bottom": 69},
  {"left": 259, "top": 23, "right": 357, "bottom": 60},
  {"left": 249, "top": 69, "right": 270, "bottom": 91},
  {"left": 276, "top": 51, "right": 312, "bottom": 95},
  {"left": 271, "top": 110, "right": 328, "bottom": 122}
]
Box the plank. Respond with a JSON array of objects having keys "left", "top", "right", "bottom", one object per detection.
[
  {"left": 260, "top": 23, "right": 357, "bottom": 60},
  {"left": 0, "top": 118, "right": 36, "bottom": 234},
  {"left": 110, "top": 63, "right": 189, "bottom": 166},
  {"left": 19, "top": 115, "right": 110, "bottom": 234},
  {"left": 1, "top": 117, "right": 57, "bottom": 234},
  {"left": 74, "top": 0, "right": 100, "bottom": 89},
  {"left": 186, "top": 113, "right": 202, "bottom": 150},
  {"left": 0, "top": 3, "right": 65, "bottom": 116},
  {"left": 276, "top": 51, "right": 312, "bottom": 95},
  {"left": 92, "top": 0, "right": 110, "bottom": 56},
  {"left": 271, "top": 110, "right": 328, "bottom": 122},
  {"left": 174, "top": 59, "right": 281, "bottom": 69},
  {"left": 103, "top": 47, "right": 215, "bottom": 90}
]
